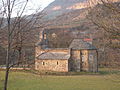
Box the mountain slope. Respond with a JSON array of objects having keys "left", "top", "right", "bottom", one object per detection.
[{"left": 43, "top": 0, "right": 88, "bottom": 19}]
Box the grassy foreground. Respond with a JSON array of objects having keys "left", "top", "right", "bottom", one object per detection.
[{"left": 0, "top": 70, "right": 120, "bottom": 90}]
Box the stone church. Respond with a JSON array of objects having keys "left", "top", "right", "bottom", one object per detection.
[{"left": 35, "top": 30, "right": 98, "bottom": 72}]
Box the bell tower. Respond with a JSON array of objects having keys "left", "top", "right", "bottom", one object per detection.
[{"left": 38, "top": 29, "right": 48, "bottom": 49}]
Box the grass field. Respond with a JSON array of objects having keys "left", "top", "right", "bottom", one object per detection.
[{"left": 0, "top": 70, "right": 120, "bottom": 90}]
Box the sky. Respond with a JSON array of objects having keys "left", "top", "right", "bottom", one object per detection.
[
  {"left": 20, "top": 0, "right": 55, "bottom": 16},
  {"left": 17, "top": 0, "right": 54, "bottom": 16},
  {"left": 0, "top": 0, "right": 55, "bottom": 17},
  {"left": 28, "top": 0, "right": 54, "bottom": 10}
]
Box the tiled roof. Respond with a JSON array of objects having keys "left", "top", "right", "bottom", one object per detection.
[
  {"left": 36, "top": 39, "right": 48, "bottom": 46},
  {"left": 69, "top": 39, "right": 96, "bottom": 50},
  {"left": 37, "top": 52, "right": 70, "bottom": 60},
  {"left": 44, "top": 48, "right": 69, "bottom": 50}
]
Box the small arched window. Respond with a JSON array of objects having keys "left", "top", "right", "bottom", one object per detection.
[
  {"left": 44, "top": 34, "right": 47, "bottom": 39},
  {"left": 57, "top": 61, "right": 58, "bottom": 65},
  {"left": 42, "top": 62, "right": 45, "bottom": 65}
]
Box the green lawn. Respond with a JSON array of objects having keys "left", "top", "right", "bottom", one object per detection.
[{"left": 0, "top": 70, "right": 120, "bottom": 90}]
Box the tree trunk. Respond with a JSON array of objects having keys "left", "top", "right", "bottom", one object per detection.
[
  {"left": 4, "top": 67, "right": 9, "bottom": 90},
  {"left": 4, "top": 0, "right": 11, "bottom": 89}
]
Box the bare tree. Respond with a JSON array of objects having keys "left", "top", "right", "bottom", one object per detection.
[
  {"left": 86, "top": 0, "right": 120, "bottom": 82},
  {"left": 0, "top": 0, "right": 44, "bottom": 90},
  {"left": 87, "top": 0, "right": 120, "bottom": 70}
]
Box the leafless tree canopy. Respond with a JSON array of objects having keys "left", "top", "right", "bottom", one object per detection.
[
  {"left": 0, "top": 0, "right": 44, "bottom": 90},
  {"left": 87, "top": 0, "right": 120, "bottom": 67}
]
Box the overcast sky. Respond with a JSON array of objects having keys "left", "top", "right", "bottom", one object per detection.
[
  {"left": 29, "top": 0, "right": 54, "bottom": 10},
  {"left": 19, "top": 0, "right": 55, "bottom": 16},
  {"left": 0, "top": 0, "right": 54, "bottom": 17}
]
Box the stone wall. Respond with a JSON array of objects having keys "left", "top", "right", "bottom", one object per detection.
[
  {"left": 35, "top": 59, "right": 68, "bottom": 72},
  {"left": 69, "top": 49, "right": 81, "bottom": 71},
  {"left": 81, "top": 50, "right": 89, "bottom": 71},
  {"left": 88, "top": 50, "right": 98, "bottom": 72},
  {"left": 35, "top": 46, "right": 98, "bottom": 72},
  {"left": 70, "top": 49, "right": 89, "bottom": 72},
  {"left": 69, "top": 49, "right": 97, "bottom": 72}
]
